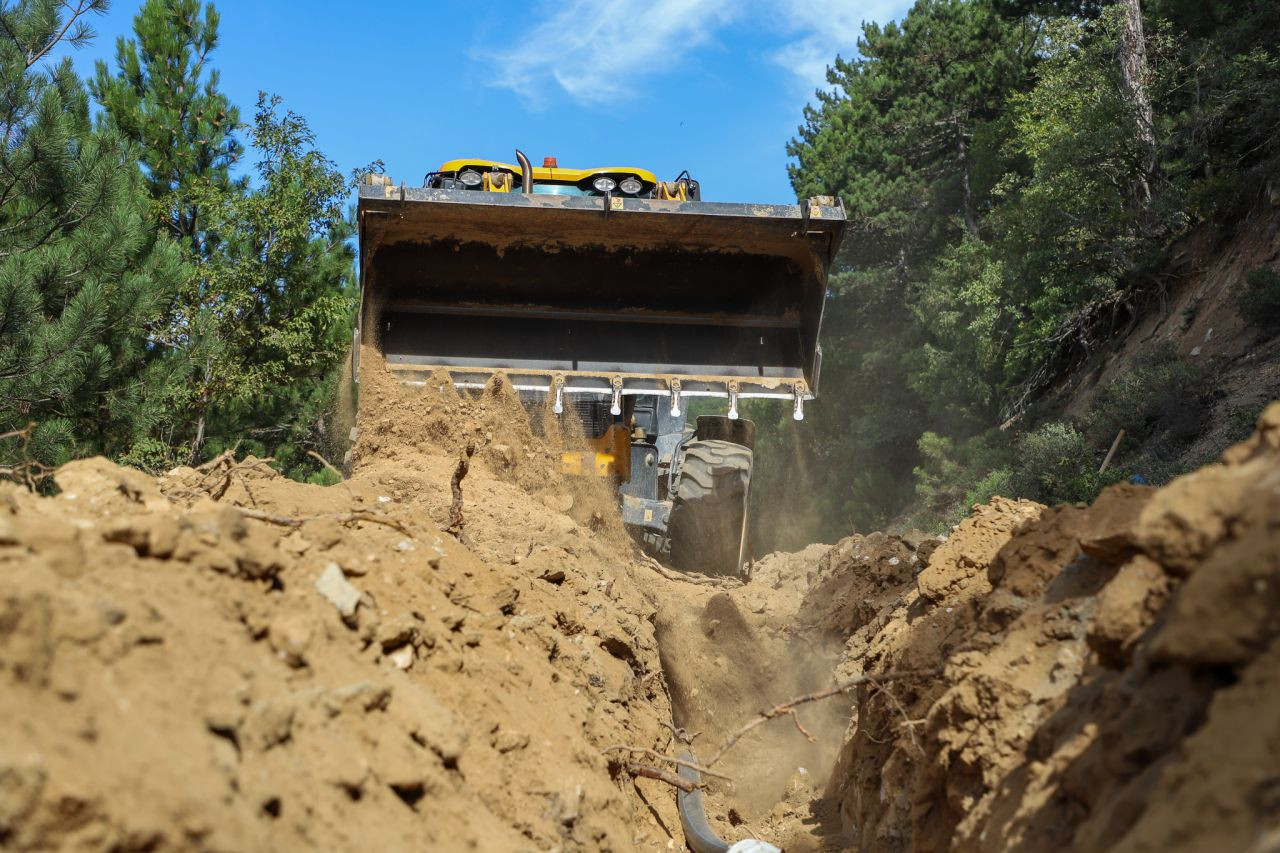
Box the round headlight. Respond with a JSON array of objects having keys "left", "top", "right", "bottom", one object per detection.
[
  {"left": 619, "top": 176, "right": 643, "bottom": 195},
  {"left": 592, "top": 176, "right": 617, "bottom": 193},
  {"left": 458, "top": 170, "right": 482, "bottom": 186}
]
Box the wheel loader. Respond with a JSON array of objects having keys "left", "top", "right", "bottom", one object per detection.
[{"left": 355, "top": 152, "right": 845, "bottom": 575}]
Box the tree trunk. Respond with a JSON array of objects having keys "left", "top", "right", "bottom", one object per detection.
[
  {"left": 188, "top": 358, "right": 213, "bottom": 465},
  {"left": 1118, "top": 0, "right": 1155, "bottom": 200},
  {"left": 957, "top": 127, "right": 980, "bottom": 239}
]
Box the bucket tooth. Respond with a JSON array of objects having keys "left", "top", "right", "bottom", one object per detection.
[
  {"left": 552, "top": 375, "right": 565, "bottom": 414},
  {"left": 610, "top": 376, "right": 623, "bottom": 416},
  {"left": 792, "top": 382, "right": 807, "bottom": 421}
]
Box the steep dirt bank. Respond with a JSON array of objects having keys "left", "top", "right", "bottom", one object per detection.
[
  {"left": 2, "top": 348, "right": 1277, "bottom": 851},
  {"left": 1060, "top": 210, "right": 1280, "bottom": 467},
  {"left": 724, "top": 403, "right": 1280, "bottom": 851}
]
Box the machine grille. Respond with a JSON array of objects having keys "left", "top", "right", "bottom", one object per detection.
[{"left": 516, "top": 391, "right": 613, "bottom": 438}]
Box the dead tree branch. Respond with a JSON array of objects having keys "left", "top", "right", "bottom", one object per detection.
[
  {"left": 0, "top": 422, "right": 54, "bottom": 489},
  {"left": 639, "top": 553, "right": 743, "bottom": 589},
  {"left": 236, "top": 506, "right": 412, "bottom": 537},
  {"left": 447, "top": 443, "right": 475, "bottom": 536},
  {"left": 704, "top": 668, "right": 940, "bottom": 768},
  {"left": 625, "top": 763, "right": 698, "bottom": 793},
  {"left": 306, "top": 449, "right": 343, "bottom": 479},
  {"left": 602, "top": 746, "right": 734, "bottom": 782}
]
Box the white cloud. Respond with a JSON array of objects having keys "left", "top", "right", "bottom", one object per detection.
[
  {"left": 480, "top": 0, "right": 738, "bottom": 105},
  {"left": 477, "top": 0, "right": 908, "bottom": 105},
  {"left": 767, "top": 0, "right": 908, "bottom": 92}
]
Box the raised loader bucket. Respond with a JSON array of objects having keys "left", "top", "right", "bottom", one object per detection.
[{"left": 356, "top": 183, "right": 845, "bottom": 408}]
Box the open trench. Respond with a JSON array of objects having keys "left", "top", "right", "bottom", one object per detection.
[{"left": 1, "top": 351, "right": 1277, "bottom": 852}]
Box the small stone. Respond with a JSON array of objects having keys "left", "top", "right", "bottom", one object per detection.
[
  {"left": 279, "top": 532, "right": 311, "bottom": 555},
  {"left": 542, "top": 493, "right": 574, "bottom": 514},
  {"left": 377, "top": 615, "right": 418, "bottom": 652},
  {"left": 302, "top": 516, "right": 344, "bottom": 550},
  {"left": 492, "top": 729, "right": 530, "bottom": 753},
  {"left": 243, "top": 700, "right": 295, "bottom": 752},
  {"left": 490, "top": 586, "right": 519, "bottom": 615},
  {"left": 268, "top": 612, "right": 313, "bottom": 668},
  {"left": 315, "top": 563, "right": 362, "bottom": 622},
  {"left": 325, "top": 682, "right": 393, "bottom": 716},
  {"left": 539, "top": 568, "right": 566, "bottom": 585},
  {"left": 510, "top": 614, "right": 545, "bottom": 631},
  {"left": 388, "top": 645, "right": 414, "bottom": 670}
]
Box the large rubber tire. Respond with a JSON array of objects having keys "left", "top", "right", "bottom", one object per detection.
[{"left": 667, "top": 439, "right": 752, "bottom": 576}]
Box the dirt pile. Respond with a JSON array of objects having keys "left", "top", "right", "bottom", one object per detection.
[
  {"left": 3, "top": 345, "right": 1277, "bottom": 852},
  {"left": 735, "top": 403, "right": 1280, "bottom": 851},
  {"left": 0, "top": 352, "right": 680, "bottom": 851}
]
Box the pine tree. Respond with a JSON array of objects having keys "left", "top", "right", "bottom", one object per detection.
[
  {"left": 0, "top": 0, "right": 187, "bottom": 469},
  {"left": 90, "top": 0, "right": 241, "bottom": 249},
  {"left": 93, "top": 1, "right": 365, "bottom": 471}
]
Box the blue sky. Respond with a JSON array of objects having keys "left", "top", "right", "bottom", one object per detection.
[{"left": 70, "top": 0, "right": 911, "bottom": 205}]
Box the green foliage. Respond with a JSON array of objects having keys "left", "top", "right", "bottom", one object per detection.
[
  {"left": 995, "top": 9, "right": 1154, "bottom": 383},
  {"left": 178, "top": 94, "right": 357, "bottom": 414},
  {"left": 90, "top": 0, "right": 242, "bottom": 246},
  {"left": 1085, "top": 345, "right": 1213, "bottom": 452},
  {"left": 1235, "top": 266, "right": 1280, "bottom": 334},
  {"left": 1011, "top": 421, "right": 1118, "bottom": 505},
  {"left": 767, "top": 0, "right": 1279, "bottom": 542},
  {"left": 0, "top": 0, "right": 188, "bottom": 468},
  {"left": 94, "top": 1, "right": 366, "bottom": 473},
  {"left": 908, "top": 429, "right": 1011, "bottom": 530}
]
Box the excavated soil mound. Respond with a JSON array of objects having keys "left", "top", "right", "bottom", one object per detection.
[
  {"left": 720, "top": 403, "right": 1280, "bottom": 852},
  {"left": 0, "top": 352, "right": 684, "bottom": 851},
  {"left": 2, "top": 344, "right": 1276, "bottom": 852}
]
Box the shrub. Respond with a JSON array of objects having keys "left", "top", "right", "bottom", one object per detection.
[
  {"left": 910, "top": 430, "right": 1013, "bottom": 530},
  {"left": 1235, "top": 265, "right": 1280, "bottom": 334},
  {"left": 963, "top": 468, "right": 1015, "bottom": 513},
  {"left": 1086, "top": 345, "right": 1213, "bottom": 449},
  {"left": 1011, "top": 421, "right": 1121, "bottom": 505}
]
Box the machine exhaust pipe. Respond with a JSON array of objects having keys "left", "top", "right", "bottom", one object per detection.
[{"left": 515, "top": 149, "right": 533, "bottom": 194}]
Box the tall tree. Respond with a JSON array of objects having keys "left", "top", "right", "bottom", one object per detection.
[
  {"left": 170, "top": 94, "right": 359, "bottom": 467},
  {"left": 771, "top": 0, "right": 1039, "bottom": 537},
  {"left": 1118, "top": 0, "right": 1155, "bottom": 198},
  {"left": 0, "top": 0, "right": 187, "bottom": 468},
  {"left": 93, "top": 1, "right": 365, "bottom": 472},
  {"left": 90, "top": 0, "right": 241, "bottom": 248}
]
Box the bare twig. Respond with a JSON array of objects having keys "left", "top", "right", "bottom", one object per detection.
[
  {"left": 704, "top": 668, "right": 940, "bottom": 768},
  {"left": 306, "top": 449, "right": 342, "bottom": 479},
  {"left": 657, "top": 720, "right": 700, "bottom": 746},
  {"left": 196, "top": 451, "right": 273, "bottom": 501},
  {"left": 447, "top": 443, "right": 475, "bottom": 536},
  {"left": 639, "top": 554, "right": 742, "bottom": 588},
  {"left": 870, "top": 682, "right": 925, "bottom": 755},
  {"left": 788, "top": 710, "right": 817, "bottom": 743},
  {"left": 602, "top": 746, "right": 734, "bottom": 782},
  {"left": 195, "top": 446, "right": 238, "bottom": 473},
  {"left": 625, "top": 763, "right": 698, "bottom": 793},
  {"left": 0, "top": 422, "right": 35, "bottom": 443},
  {"left": 1098, "top": 429, "right": 1126, "bottom": 475},
  {"left": 0, "top": 422, "right": 53, "bottom": 489},
  {"left": 236, "top": 506, "right": 412, "bottom": 537}
]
